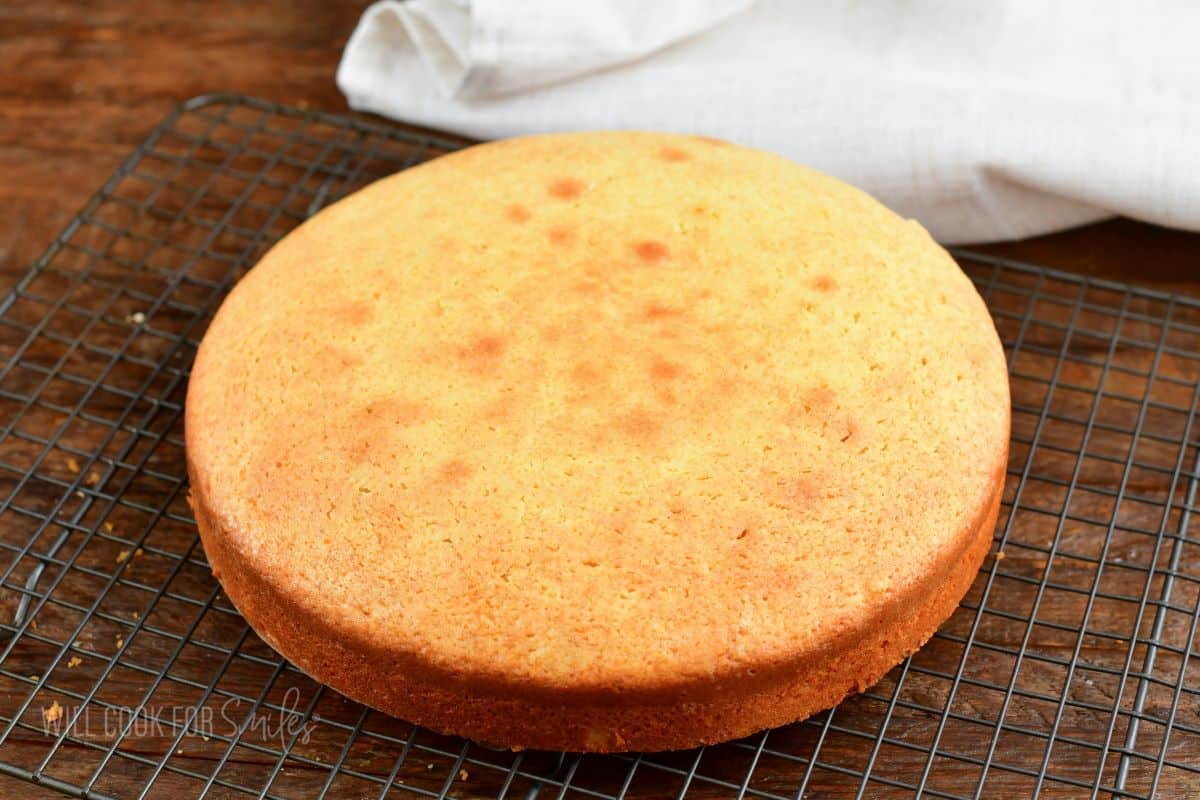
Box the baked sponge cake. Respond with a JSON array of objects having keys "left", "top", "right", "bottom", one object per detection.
[{"left": 185, "top": 132, "right": 1010, "bottom": 752}]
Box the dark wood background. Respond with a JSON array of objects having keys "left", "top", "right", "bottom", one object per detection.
[
  {"left": 5, "top": 2, "right": 1200, "bottom": 302},
  {"left": 2, "top": 2, "right": 1200, "bottom": 799}
]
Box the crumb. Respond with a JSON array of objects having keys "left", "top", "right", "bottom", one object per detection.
[
  {"left": 74, "top": 490, "right": 84, "bottom": 499},
  {"left": 202, "top": 735, "right": 210, "bottom": 742},
  {"left": 103, "top": 522, "right": 114, "bottom": 533},
  {"left": 30, "top": 674, "right": 40, "bottom": 682},
  {"left": 126, "top": 311, "right": 146, "bottom": 325},
  {"left": 67, "top": 656, "right": 82, "bottom": 669},
  {"left": 132, "top": 611, "right": 140, "bottom": 620},
  {"left": 135, "top": 548, "right": 144, "bottom": 558},
  {"left": 115, "top": 636, "right": 124, "bottom": 649},
  {"left": 427, "top": 763, "right": 434, "bottom": 770},
  {"left": 116, "top": 549, "right": 131, "bottom": 563},
  {"left": 86, "top": 470, "right": 101, "bottom": 486},
  {"left": 66, "top": 457, "right": 80, "bottom": 473},
  {"left": 459, "top": 769, "right": 469, "bottom": 781},
  {"left": 30, "top": 620, "right": 37, "bottom": 630},
  {"left": 43, "top": 700, "right": 63, "bottom": 725},
  {"left": 995, "top": 550, "right": 1006, "bottom": 561}
]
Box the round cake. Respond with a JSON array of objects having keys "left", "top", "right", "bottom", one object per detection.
[{"left": 185, "top": 131, "right": 1010, "bottom": 752}]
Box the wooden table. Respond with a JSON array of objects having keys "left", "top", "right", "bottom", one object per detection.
[
  {"left": 2, "top": 3, "right": 1199, "bottom": 799},
  {"left": 5, "top": 0, "right": 1200, "bottom": 300}
]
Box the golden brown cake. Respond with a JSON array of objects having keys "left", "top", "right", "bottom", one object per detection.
[{"left": 185, "top": 131, "right": 1010, "bottom": 753}]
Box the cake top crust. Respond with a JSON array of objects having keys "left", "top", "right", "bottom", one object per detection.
[{"left": 185, "top": 132, "right": 1010, "bottom": 692}]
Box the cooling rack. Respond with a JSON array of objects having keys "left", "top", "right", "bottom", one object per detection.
[{"left": 1, "top": 94, "right": 1199, "bottom": 800}]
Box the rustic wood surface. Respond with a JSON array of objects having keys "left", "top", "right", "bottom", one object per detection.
[{"left": 2, "top": 3, "right": 1200, "bottom": 800}]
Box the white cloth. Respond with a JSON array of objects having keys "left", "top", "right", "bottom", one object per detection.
[{"left": 338, "top": 0, "right": 1200, "bottom": 244}]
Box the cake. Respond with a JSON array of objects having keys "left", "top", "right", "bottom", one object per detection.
[{"left": 185, "top": 131, "right": 1010, "bottom": 752}]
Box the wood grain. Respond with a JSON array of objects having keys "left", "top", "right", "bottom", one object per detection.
[{"left": 2, "top": 3, "right": 1200, "bottom": 800}]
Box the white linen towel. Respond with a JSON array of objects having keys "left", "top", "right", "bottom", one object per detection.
[{"left": 338, "top": 0, "right": 1200, "bottom": 244}]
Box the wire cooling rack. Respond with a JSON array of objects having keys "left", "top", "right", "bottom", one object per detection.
[{"left": 1, "top": 95, "right": 1199, "bottom": 800}]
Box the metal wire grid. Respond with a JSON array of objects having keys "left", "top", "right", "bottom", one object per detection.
[{"left": 0, "top": 94, "right": 1197, "bottom": 799}]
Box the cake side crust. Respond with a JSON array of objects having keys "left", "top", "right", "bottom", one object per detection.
[{"left": 188, "top": 450, "right": 1004, "bottom": 752}]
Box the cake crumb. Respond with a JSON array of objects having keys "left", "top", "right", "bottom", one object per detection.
[
  {"left": 67, "top": 656, "right": 82, "bottom": 669},
  {"left": 135, "top": 548, "right": 144, "bottom": 559},
  {"left": 126, "top": 311, "right": 146, "bottom": 325},
  {"left": 103, "top": 522, "right": 114, "bottom": 533},
  {"left": 116, "top": 549, "right": 131, "bottom": 563},
  {"left": 86, "top": 470, "right": 101, "bottom": 486},
  {"left": 116, "top": 636, "right": 124, "bottom": 649},
  {"left": 995, "top": 550, "right": 1006, "bottom": 561},
  {"left": 66, "top": 457, "right": 80, "bottom": 473},
  {"left": 459, "top": 769, "right": 469, "bottom": 781},
  {"left": 30, "top": 674, "right": 40, "bottom": 682},
  {"left": 43, "top": 700, "right": 63, "bottom": 725},
  {"left": 426, "top": 763, "right": 434, "bottom": 771}
]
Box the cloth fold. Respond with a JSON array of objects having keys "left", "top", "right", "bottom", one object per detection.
[{"left": 338, "top": 0, "right": 1200, "bottom": 244}]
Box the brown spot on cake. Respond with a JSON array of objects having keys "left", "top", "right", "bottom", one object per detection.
[
  {"left": 456, "top": 334, "right": 508, "bottom": 369},
  {"left": 434, "top": 236, "right": 460, "bottom": 256},
  {"left": 505, "top": 204, "right": 532, "bottom": 223},
  {"left": 548, "top": 178, "right": 583, "bottom": 200},
  {"left": 790, "top": 475, "right": 822, "bottom": 504},
  {"left": 811, "top": 274, "right": 838, "bottom": 292},
  {"left": 548, "top": 226, "right": 575, "bottom": 246},
  {"left": 783, "top": 386, "right": 841, "bottom": 429},
  {"left": 642, "top": 303, "right": 684, "bottom": 321},
  {"left": 314, "top": 346, "right": 364, "bottom": 374},
  {"left": 617, "top": 407, "right": 661, "bottom": 442},
  {"left": 695, "top": 135, "right": 731, "bottom": 147},
  {"left": 570, "top": 361, "right": 602, "bottom": 388},
  {"left": 438, "top": 459, "right": 473, "bottom": 483},
  {"left": 649, "top": 359, "right": 682, "bottom": 405},
  {"left": 344, "top": 435, "right": 374, "bottom": 464},
  {"left": 836, "top": 415, "right": 859, "bottom": 443},
  {"left": 658, "top": 146, "right": 692, "bottom": 162},
  {"left": 633, "top": 241, "right": 670, "bottom": 264},
  {"left": 649, "top": 359, "right": 682, "bottom": 383},
  {"left": 803, "top": 385, "right": 837, "bottom": 410},
  {"left": 572, "top": 280, "right": 601, "bottom": 297},
  {"left": 482, "top": 394, "right": 515, "bottom": 422},
  {"left": 333, "top": 300, "right": 374, "bottom": 327}
]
